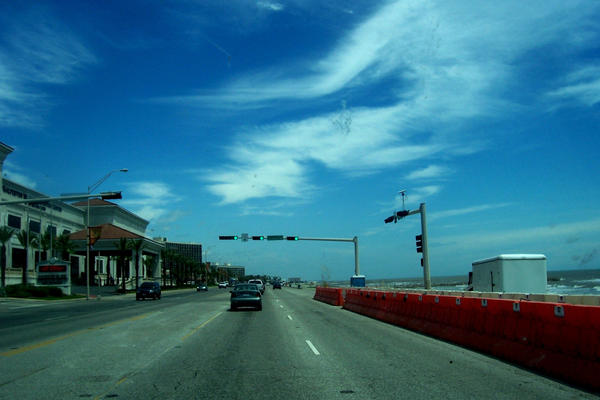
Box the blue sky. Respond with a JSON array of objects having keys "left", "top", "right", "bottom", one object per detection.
[{"left": 1, "top": 0, "right": 599, "bottom": 281}]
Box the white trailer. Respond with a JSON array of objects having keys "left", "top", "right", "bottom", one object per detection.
[{"left": 471, "top": 254, "right": 547, "bottom": 293}]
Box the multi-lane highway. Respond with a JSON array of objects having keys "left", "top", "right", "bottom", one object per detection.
[{"left": 0, "top": 287, "right": 597, "bottom": 399}]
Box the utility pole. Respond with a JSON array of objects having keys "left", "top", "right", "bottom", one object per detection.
[
  {"left": 419, "top": 203, "right": 431, "bottom": 290},
  {"left": 384, "top": 200, "right": 431, "bottom": 290}
]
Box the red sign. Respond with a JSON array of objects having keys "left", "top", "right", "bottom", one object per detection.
[{"left": 39, "top": 265, "right": 67, "bottom": 272}]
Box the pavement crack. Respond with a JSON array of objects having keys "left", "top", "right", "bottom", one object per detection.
[{"left": 0, "top": 366, "right": 48, "bottom": 387}]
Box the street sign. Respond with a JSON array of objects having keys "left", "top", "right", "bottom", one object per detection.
[{"left": 267, "top": 235, "right": 284, "bottom": 240}]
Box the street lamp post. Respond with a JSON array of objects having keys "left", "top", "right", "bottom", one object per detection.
[{"left": 86, "top": 169, "right": 127, "bottom": 300}]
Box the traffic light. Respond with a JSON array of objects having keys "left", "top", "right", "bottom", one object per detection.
[
  {"left": 396, "top": 210, "right": 409, "bottom": 218},
  {"left": 384, "top": 215, "right": 396, "bottom": 224},
  {"left": 252, "top": 236, "right": 264, "bottom": 240},
  {"left": 286, "top": 236, "right": 299, "bottom": 241},
  {"left": 416, "top": 234, "right": 423, "bottom": 253},
  {"left": 100, "top": 191, "right": 122, "bottom": 200},
  {"left": 219, "top": 235, "right": 238, "bottom": 240}
]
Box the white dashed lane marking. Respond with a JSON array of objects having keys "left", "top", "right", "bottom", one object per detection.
[{"left": 306, "top": 340, "right": 320, "bottom": 355}]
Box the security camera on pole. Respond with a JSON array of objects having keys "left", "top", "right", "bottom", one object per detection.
[{"left": 384, "top": 191, "right": 431, "bottom": 289}]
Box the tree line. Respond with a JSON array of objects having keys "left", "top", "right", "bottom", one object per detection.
[{"left": 0, "top": 225, "right": 214, "bottom": 292}]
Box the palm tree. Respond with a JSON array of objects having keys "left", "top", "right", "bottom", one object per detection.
[
  {"left": 0, "top": 226, "right": 15, "bottom": 288},
  {"left": 143, "top": 255, "right": 155, "bottom": 280},
  {"left": 16, "top": 229, "right": 39, "bottom": 285},
  {"left": 39, "top": 230, "right": 54, "bottom": 261},
  {"left": 127, "top": 239, "right": 144, "bottom": 290},
  {"left": 54, "top": 233, "right": 76, "bottom": 261},
  {"left": 115, "top": 238, "right": 130, "bottom": 293},
  {"left": 160, "top": 249, "right": 168, "bottom": 286},
  {"left": 161, "top": 249, "right": 178, "bottom": 287}
]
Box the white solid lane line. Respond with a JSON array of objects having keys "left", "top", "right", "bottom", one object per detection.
[
  {"left": 279, "top": 305, "right": 284, "bottom": 308},
  {"left": 305, "top": 340, "right": 320, "bottom": 355},
  {"left": 287, "top": 315, "right": 293, "bottom": 320}
]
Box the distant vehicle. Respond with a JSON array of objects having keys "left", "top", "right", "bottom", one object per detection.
[
  {"left": 273, "top": 281, "right": 282, "bottom": 289},
  {"left": 230, "top": 283, "right": 262, "bottom": 311},
  {"left": 136, "top": 281, "right": 161, "bottom": 300},
  {"left": 218, "top": 282, "right": 228, "bottom": 288},
  {"left": 197, "top": 284, "right": 208, "bottom": 291},
  {"left": 248, "top": 279, "right": 265, "bottom": 294}
]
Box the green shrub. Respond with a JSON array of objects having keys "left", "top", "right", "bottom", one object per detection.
[{"left": 6, "top": 284, "right": 65, "bottom": 298}]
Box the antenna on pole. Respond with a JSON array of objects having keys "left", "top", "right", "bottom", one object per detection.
[{"left": 398, "top": 189, "right": 407, "bottom": 210}]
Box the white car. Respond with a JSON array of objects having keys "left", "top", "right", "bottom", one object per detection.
[
  {"left": 218, "top": 282, "right": 228, "bottom": 288},
  {"left": 248, "top": 279, "right": 265, "bottom": 294}
]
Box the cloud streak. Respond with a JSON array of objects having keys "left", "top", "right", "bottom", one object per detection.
[
  {"left": 121, "top": 182, "right": 182, "bottom": 222},
  {"left": 183, "top": 1, "right": 600, "bottom": 204},
  {"left": 0, "top": 9, "right": 96, "bottom": 128},
  {"left": 547, "top": 65, "right": 600, "bottom": 108}
]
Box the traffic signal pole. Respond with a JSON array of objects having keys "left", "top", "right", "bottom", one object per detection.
[
  {"left": 389, "top": 202, "right": 431, "bottom": 290},
  {"left": 219, "top": 234, "right": 361, "bottom": 285},
  {"left": 299, "top": 236, "right": 360, "bottom": 276},
  {"left": 418, "top": 203, "right": 431, "bottom": 290}
]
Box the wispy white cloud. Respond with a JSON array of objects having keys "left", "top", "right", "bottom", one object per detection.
[
  {"left": 435, "top": 218, "right": 600, "bottom": 248},
  {"left": 121, "top": 182, "right": 182, "bottom": 221},
  {"left": 257, "top": 1, "right": 284, "bottom": 12},
  {"left": 2, "top": 160, "right": 37, "bottom": 188},
  {"left": 405, "top": 165, "right": 452, "bottom": 180},
  {"left": 547, "top": 65, "right": 600, "bottom": 108},
  {"left": 0, "top": 10, "right": 96, "bottom": 128},
  {"left": 184, "top": 1, "right": 599, "bottom": 204},
  {"left": 432, "top": 203, "right": 512, "bottom": 220}
]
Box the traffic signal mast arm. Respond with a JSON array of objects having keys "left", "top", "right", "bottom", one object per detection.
[
  {"left": 384, "top": 208, "right": 420, "bottom": 223},
  {"left": 217, "top": 234, "right": 361, "bottom": 283},
  {"left": 383, "top": 202, "right": 431, "bottom": 290}
]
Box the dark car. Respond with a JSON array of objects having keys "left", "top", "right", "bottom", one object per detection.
[
  {"left": 197, "top": 284, "right": 208, "bottom": 291},
  {"left": 136, "top": 281, "right": 161, "bottom": 300},
  {"left": 273, "top": 281, "right": 282, "bottom": 289},
  {"left": 230, "top": 283, "right": 262, "bottom": 311}
]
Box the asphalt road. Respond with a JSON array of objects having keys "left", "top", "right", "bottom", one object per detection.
[{"left": 0, "top": 287, "right": 597, "bottom": 399}]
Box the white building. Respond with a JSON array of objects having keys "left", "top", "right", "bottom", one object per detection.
[{"left": 0, "top": 142, "right": 164, "bottom": 290}]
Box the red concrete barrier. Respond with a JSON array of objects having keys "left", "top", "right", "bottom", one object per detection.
[
  {"left": 313, "top": 287, "right": 344, "bottom": 306},
  {"left": 341, "top": 289, "right": 600, "bottom": 391}
]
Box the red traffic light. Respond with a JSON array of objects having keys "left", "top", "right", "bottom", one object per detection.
[{"left": 416, "top": 234, "right": 423, "bottom": 253}]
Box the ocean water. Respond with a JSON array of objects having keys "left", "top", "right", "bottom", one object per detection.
[{"left": 330, "top": 269, "right": 600, "bottom": 295}]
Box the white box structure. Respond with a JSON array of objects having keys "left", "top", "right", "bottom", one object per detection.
[{"left": 471, "top": 254, "right": 547, "bottom": 293}]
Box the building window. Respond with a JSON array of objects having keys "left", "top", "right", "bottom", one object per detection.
[
  {"left": 70, "top": 256, "right": 80, "bottom": 277},
  {"left": 29, "top": 220, "right": 41, "bottom": 234},
  {"left": 7, "top": 214, "right": 21, "bottom": 230},
  {"left": 62, "top": 229, "right": 71, "bottom": 236},
  {"left": 12, "top": 248, "right": 26, "bottom": 269},
  {"left": 47, "top": 225, "right": 57, "bottom": 237},
  {"left": 96, "top": 259, "right": 104, "bottom": 274}
]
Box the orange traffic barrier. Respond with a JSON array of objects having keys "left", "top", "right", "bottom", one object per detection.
[
  {"left": 313, "top": 287, "right": 344, "bottom": 306},
  {"left": 340, "top": 287, "right": 600, "bottom": 391}
]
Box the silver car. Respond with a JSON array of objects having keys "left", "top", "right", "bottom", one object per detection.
[{"left": 230, "top": 284, "right": 262, "bottom": 311}]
